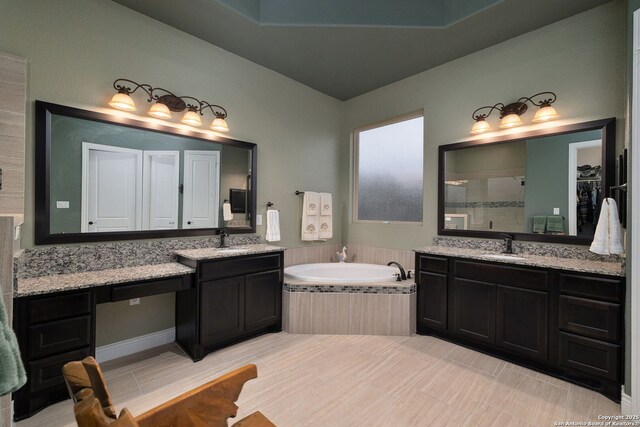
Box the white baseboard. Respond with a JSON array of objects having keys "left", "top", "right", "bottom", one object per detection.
[
  {"left": 95, "top": 327, "right": 175, "bottom": 363},
  {"left": 621, "top": 387, "right": 633, "bottom": 415}
]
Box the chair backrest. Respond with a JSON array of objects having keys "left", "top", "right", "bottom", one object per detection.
[
  {"left": 63, "top": 356, "right": 116, "bottom": 419},
  {"left": 74, "top": 389, "right": 139, "bottom": 427}
]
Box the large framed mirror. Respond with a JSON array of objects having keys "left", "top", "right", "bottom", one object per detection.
[
  {"left": 35, "top": 101, "right": 257, "bottom": 244},
  {"left": 438, "top": 118, "right": 616, "bottom": 245}
]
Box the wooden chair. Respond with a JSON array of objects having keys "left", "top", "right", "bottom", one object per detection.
[{"left": 63, "top": 357, "right": 275, "bottom": 427}]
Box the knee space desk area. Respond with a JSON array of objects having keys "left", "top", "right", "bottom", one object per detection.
[{"left": 12, "top": 244, "right": 285, "bottom": 421}]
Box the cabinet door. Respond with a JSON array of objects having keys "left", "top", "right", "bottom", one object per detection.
[
  {"left": 244, "top": 269, "right": 282, "bottom": 331},
  {"left": 200, "top": 276, "right": 244, "bottom": 347},
  {"left": 452, "top": 278, "right": 496, "bottom": 344},
  {"left": 496, "top": 285, "right": 548, "bottom": 362},
  {"left": 418, "top": 271, "right": 447, "bottom": 330}
]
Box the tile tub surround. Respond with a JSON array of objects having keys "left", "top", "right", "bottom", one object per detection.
[
  {"left": 14, "top": 235, "right": 260, "bottom": 280},
  {"left": 174, "top": 244, "right": 285, "bottom": 261},
  {"left": 345, "top": 244, "right": 415, "bottom": 271},
  {"left": 283, "top": 280, "right": 416, "bottom": 336},
  {"left": 284, "top": 244, "right": 341, "bottom": 267},
  {"left": 416, "top": 246, "right": 624, "bottom": 277},
  {"left": 14, "top": 263, "right": 195, "bottom": 297},
  {"left": 432, "top": 237, "right": 624, "bottom": 263}
]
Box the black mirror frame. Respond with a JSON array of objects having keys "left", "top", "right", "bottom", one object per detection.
[
  {"left": 438, "top": 118, "right": 617, "bottom": 245},
  {"left": 35, "top": 101, "right": 257, "bottom": 245}
]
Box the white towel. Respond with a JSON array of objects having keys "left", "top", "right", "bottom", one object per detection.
[
  {"left": 318, "top": 215, "right": 332, "bottom": 241},
  {"left": 320, "top": 193, "right": 332, "bottom": 215},
  {"left": 223, "top": 202, "right": 233, "bottom": 221},
  {"left": 318, "top": 193, "right": 332, "bottom": 240},
  {"left": 301, "top": 192, "right": 319, "bottom": 241},
  {"left": 266, "top": 209, "right": 281, "bottom": 242},
  {"left": 305, "top": 191, "right": 319, "bottom": 216},
  {"left": 590, "top": 198, "right": 624, "bottom": 255}
]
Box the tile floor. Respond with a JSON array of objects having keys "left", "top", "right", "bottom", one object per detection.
[{"left": 15, "top": 333, "right": 621, "bottom": 426}]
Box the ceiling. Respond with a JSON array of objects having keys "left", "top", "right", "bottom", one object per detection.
[{"left": 111, "top": 0, "right": 612, "bottom": 100}]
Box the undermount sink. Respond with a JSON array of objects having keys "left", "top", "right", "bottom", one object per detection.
[{"left": 482, "top": 253, "right": 527, "bottom": 261}]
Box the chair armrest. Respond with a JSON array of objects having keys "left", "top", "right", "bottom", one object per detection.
[{"left": 135, "top": 364, "right": 258, "bottom": 427}]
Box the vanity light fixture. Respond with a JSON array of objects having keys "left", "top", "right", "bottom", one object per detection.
[
  {"left": 109, "top": 79, "right": 229, "bottom": 132},
  {"left": 470, "top": 92, "right": 558, "bottom": 134}
]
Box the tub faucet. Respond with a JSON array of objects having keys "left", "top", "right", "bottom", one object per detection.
[
  {"left": 387, "top": 261, "right": 407, "bottom": 281},
  {"left": 219, "top": 229, "right": 229, "bottom": 248},
  {"left": 501, "top": 233, "right": 513, "bottom": 254}
]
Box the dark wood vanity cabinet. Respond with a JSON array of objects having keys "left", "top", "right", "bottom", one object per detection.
[
  {"left": 12, "top": 274, "right": 194, "bottom": 421},
  {"left": 416, "top": 253, "right": 625, "bottom": 401},
  {"left": 176, "top": 252, "right": 284, "bottom": 361}
]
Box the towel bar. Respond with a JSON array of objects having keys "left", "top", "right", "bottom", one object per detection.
[{"left": 295, "top": 191, "right": 304, "bottom": 196}]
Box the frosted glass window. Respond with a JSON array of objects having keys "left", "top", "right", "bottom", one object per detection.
[{"left": 355, "top": 115, "right": 424, "bottom": 222}]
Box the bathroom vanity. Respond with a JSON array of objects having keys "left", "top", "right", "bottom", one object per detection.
[
  {"left": 415, "top": 246, "right": 625, "bottom": 401},
  {"left": 11, "top": 244, "right": 284, "bottom": 420},
  {"left": 174, "top": 246, "right": 285, "bottom": 361}
]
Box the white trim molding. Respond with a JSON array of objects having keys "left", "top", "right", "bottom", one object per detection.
[
  {"left": 623, "top": 387, "right": 633, "bottom": 415},
  {"left": 95, "top": 327, "right": 175, "bottom": 363}
]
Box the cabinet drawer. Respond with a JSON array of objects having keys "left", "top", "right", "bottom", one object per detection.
[
  {"left": 29, "top": 347, "right": 91, "bottom": 393},
  {"left": 559, "top": 274, "right": 624, "bottom": 303},
  {"left": 559, "top": 296, "right": 621, "bottom": 342},
  {"left": 200, "top": 254, "right": 282, "bottom": 281},
  {"left": 27, "top": 291, "right": 92, "bottom": 324},
  {"left": 418, "top": 255, "right": 448, "bottom": 274},
  {"left": 454, "top": 260, "right": 548, "bottom": 291},
  {"left": 28, "top": 315, "right": 91, "bottom": 360},
  {"left": 111, "top": 276, "right": 190, "bottom": 302},
  {"left": 558, "top": 332, "right": 619, "bottom": 381}
]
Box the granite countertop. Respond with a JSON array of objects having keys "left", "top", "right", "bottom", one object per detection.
[
  {"left": 415, "top": 246, "right": 624, "bottom": 277},
  {"left": 15, "top": 262, "right": 195, "bottom": 297},
  {"left": 174, "top": 244, "right": 286, "bottom": 261}
]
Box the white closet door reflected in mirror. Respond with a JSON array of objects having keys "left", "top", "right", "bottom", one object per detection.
[
  {"left": 81, "top": 143, "right": 220, "bottom": 232},
  {"left": 182, "top": 150, "right": 220, "bottom": 229},
  {"left": 82, "top": 143, "right": 143, "bottom": 232},
  {"left": 143, "top": 151, "right": 180, "bottom": 230}
]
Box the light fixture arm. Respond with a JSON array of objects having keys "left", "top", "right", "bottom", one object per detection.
[
  {"left": 200, "top": 101, "right": 228, "bottom": 119},
  {"left": 472, "top": 103, "right": 504, "bottom": 121},
  {"left": 516, "top": 91, "right": 557, "bottom": 108}
]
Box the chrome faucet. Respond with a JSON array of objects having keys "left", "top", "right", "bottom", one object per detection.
[
  {"left": 501, "top": 233, "right": 514, "bottom": 254},
  {"left": 387, "top": 261, "right": 407, "bottom": 281},
  {"left": 219, "top": 229, "right": 230, "bottom": 248}
]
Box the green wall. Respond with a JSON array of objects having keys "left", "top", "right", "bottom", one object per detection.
[
  {"left": 523, "top": 130, "right": 602, "bottom": 233},
  {"left": 342, "top": 0, "right": 626, "bottom": 250},
  {"left": 0, "top": 0, "right": 343, "bottom": 346}
]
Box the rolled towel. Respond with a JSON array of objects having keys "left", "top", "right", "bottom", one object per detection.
[
  {"left": 223, "top": 202, "right": 233, "bottom": 221},
  {"left": 590, "top": 198, "right": 624, "bottom": 255},
  {"left": 266, "top": 209, "right": 281, "bottom": 242}
]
